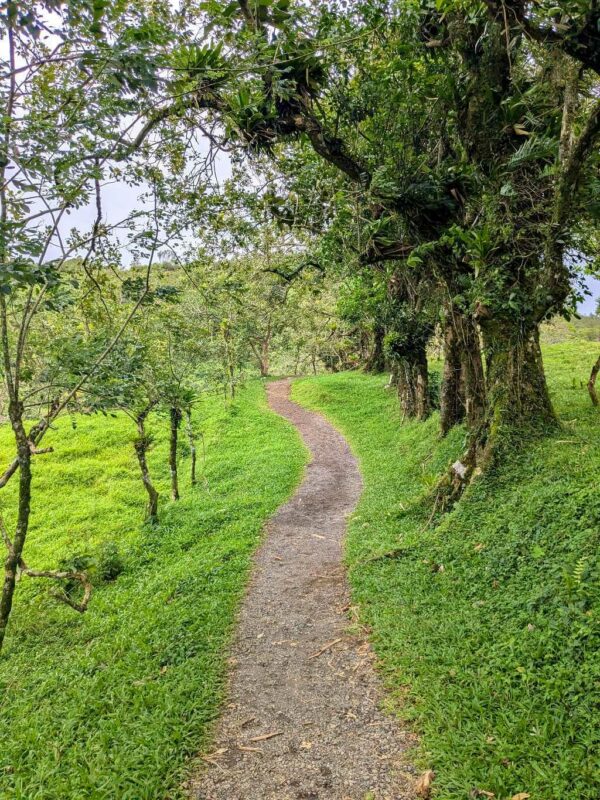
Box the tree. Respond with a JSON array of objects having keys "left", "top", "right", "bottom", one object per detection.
[{"left": 0, "top": 0, "right": 177, "bottom": 651}]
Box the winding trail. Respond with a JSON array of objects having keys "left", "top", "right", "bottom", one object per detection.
[{"left": 189, "top": 379, "right": 416, "bottom": 800}]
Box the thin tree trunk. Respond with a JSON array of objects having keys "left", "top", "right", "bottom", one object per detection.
[
  {"left": 222, "top": 326, "right": 236, "bottom": 399},
  {"left": 169, "top": 406, "right": 182, "bottom": 501},
  {"left": 0, "top": 409, "right": 31, "bottom": 653},
  {"left": 397, "top": 361, "right": 416, "bottom": 418},
  {"left": 588, "top": 355, "right": 600, "bottom": 406},
  {"left": 260, "top": 320, "right": 272, "bottom": 377},
  {"left": 259, "top": 338, "right": 270, "bottom": 377},
  {"left": 134, "top": 408, "right": 159, "bottom": 524},
  {"left": 415, "top": 355, "right": 430, "bottom": 419},
  {"left": 365, "top": 324, "right": 386, "bottom": 373},
  {"left": 185, "top": 408, "right": 197, "bottom": 486},
  {"left": 293, "top": 345, "right": 301, "bottom": 376}
]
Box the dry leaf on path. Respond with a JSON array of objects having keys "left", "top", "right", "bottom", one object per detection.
[
  {"left": 510, "top": 794, "right": 530, "bottom": 800},
  {"left": 416, "top": 769, "right": 436, "bottom": 798}
]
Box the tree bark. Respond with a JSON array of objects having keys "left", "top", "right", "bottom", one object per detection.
[
  {"left": 169, "top": 406, "right": 182, "bottom": 501},
  {"left": 588, "top": 355, "right": 600, "bottom": 406},
  {"left": 440, "top": 309, "right": 486, "bottom": 436},
  {"left": 134, "top": 408, "right": 159, "bottom": 524},
  {"left": 481, "top": 322, "right": 556, "bottom": 436},
  {"left": 460, "top": 314, "right": 486, "bottom": 432},
  {"left": 440, "top": 314, "right": 465, "bottom": 436},
  {"left": 0, "top": 406, "right": 31, "bottom": 653}
]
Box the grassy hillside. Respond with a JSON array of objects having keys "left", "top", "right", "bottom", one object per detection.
[
  {"left": 0, "top": 383, "right": 306, "bottom": 800},
  {"left": 292, "top": 341, "right": 600, "bottom": 800}
]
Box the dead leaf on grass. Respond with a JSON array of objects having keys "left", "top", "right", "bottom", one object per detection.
[{"left": 416, "top": 769, "right": 435, "bottom": 798}]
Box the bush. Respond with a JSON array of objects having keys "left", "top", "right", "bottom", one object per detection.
[{"left": 96, "top": 541, "right": 125, "bottom": 582}]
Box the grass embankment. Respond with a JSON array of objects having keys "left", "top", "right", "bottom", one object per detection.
[
  {"left": 292, "top": 341, "right": 600, "bottom": 800},
  {"left": 0, "top": 382, "right": 305, "bottom": 800}
]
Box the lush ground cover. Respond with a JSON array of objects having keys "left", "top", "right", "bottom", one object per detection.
[
  {"left": 0, "top": 382, "right": 305, "bottom": 800},
  {"left": 293, "top": 341, "right": 600, "bottom": 800}
]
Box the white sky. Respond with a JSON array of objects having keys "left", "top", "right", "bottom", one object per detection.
[{"left": 580, "top": 276, "right": 600, "bottom": 314}]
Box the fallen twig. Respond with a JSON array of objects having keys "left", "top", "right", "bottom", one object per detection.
[
  {"left": 248, "top": 731, "right": 283, "bottom": 742},
  {"left": 309, "top": 637, "right": 343, "bottom": 659}
]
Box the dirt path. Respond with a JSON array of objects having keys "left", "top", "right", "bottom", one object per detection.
[{"left": 189, "top": 379, "right": 416, "bottom": 800}]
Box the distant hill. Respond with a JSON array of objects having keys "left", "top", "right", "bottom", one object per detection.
[{"left": 542, "top": 315, "right": 600, "bottom": 343}]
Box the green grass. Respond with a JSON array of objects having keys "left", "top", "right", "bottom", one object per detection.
[
  {"left": 0, "top": 381, "right": 306, "bottom": 800},
  {"left": 292, "top": 341, "right": 600, "bottom": 800}
]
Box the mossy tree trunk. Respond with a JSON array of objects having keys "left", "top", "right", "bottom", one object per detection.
[
  {"left": 444, "top": 321, "right": 556, "bottom": 502},
  {"left": 396, "top": 347, "right": 430, "bottom": 421},
  {"left": 481, "top": 322, "right": 556, "bottom": 436},
  {"left": 440, "top": 313, "right": 465, "bottom": 435},
  {"left": 0, "top": 407, "right": 31, "bottom": 653},
  {"left": 460, "top": 313, "right": 486, "bottom": 432},
  {"left": 134, "top": 406, "right": 159, "bottom": 524},
  {"left": 440, "top": 307, "right": 486, "bottom": 436}
]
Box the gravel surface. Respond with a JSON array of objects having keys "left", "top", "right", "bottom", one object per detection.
[{"left": 188, "top": 379, "right": 417, "bottom": 800}]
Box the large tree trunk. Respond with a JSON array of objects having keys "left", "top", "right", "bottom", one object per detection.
[
  {"left": 0, "top": 408, "right": 31, "bottom": 654},
  {"left": 440, "top": 308, "right": 486, "bottom": 436},
  {"left": 481, "top": 322, "right": 555, "bottom": 436},
  {"left": 460, "top": 314, "right": 486, "bottom": 432},
  {"left": 169, "top": 407, "right": 182, "bottom": 501},
  {"left": 397, "top": 347, "right": 430, "bottom": 421},
  {"left": 134, "top": 409, "right": 159, "bottom": 524},
  {"left": 259, "top": 348, "right": 270, "bottom": 378},
  {"left": 440, "top": 314, "right": 465, "bottom": 435},
  {"left": 365, "top": 324, "right": 386, "bottom": 373},
  {"left": 444, "top": 322, "right": 556, "bottom": 503}
]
